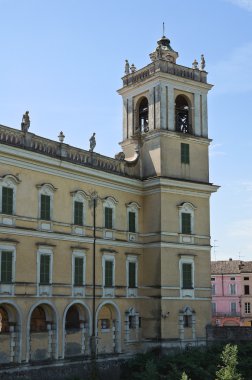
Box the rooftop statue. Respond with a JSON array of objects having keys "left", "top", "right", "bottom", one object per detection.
[
  {"left": 200, "top": 54, "right": 205, "bottom": 70},
  {"left": 21, "top": 111, "right": 30, "bottom": 133},
  {"left": 89, "top": 132, "right": 96, "bottom": 152},
  {"left": 125, "top": 60, "right": 130, "bottom": 75}
]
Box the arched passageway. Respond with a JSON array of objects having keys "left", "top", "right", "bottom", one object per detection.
[
  {"left": 63, "top": 303, "right": 90, "bottom": 358},
  {"left": 0, "top": 303, "right": 21, "bottom": 363},
  {"left": 96, "top": 302, "right": 121, "bottom": 354},
  {"left": 28, "top": 302, "right": 57, "bottom": 361}
]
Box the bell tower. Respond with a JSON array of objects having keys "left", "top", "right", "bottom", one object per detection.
[
  {"left": 118, "top": 35, "right": 212, "bottom": 183},
  {"left": 118, "top": 35, "right": 218, "bottom": 346}
]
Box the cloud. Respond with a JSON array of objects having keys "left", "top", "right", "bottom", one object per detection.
[
  {"left": 226, "top": 0, "right": 252, "bottom": 12},
  {"left": 209, "top": 42, "right": 252, "bottom": 93}
]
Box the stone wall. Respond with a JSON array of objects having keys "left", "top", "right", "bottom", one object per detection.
[
  {"left": 207, "top": 325, "right": 252, "bottom": 342},
  {"left": 0, "top": 357, "right": 124, "bottom": 380}
]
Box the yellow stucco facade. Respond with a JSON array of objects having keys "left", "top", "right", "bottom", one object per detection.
[{"left": 0, "top": 35, "right": 218, "bottom": 364}]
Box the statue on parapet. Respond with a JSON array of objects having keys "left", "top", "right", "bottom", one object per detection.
[
  {"left": 125, "top": 60, "right": 130, "bottom": 75},
  {"left": 89, "top": 132, "right": 96, "bottom": 152},
  {"left": 200, "top": 54, "right": 205, "bottom": 70},
  {"left": 21, "top": 111, "right": 30, "bottom": 133}
]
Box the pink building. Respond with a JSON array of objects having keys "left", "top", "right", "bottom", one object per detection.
[{"left": 211, "top": 260, "right": 242, "bottom": 326}]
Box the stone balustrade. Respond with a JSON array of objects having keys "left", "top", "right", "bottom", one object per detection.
[
  {"left": 122, "top": 59, "right": 208, "bottom": 87},
  {"left": 0, "top": 124, "right": 128, "bottom": 176}
]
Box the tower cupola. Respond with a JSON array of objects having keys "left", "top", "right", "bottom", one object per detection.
[{"left": 149, "top": 35, "right": 179, "bottom": 63}]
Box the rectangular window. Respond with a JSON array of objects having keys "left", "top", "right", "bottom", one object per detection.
[
  {"left": 1, "top": 251, "right": 12, "bottom": 283},
  {"left": 245, "top": 302, "right": 251, "bottom": 314},
  {"left": 244, "top": 285, "right": 250, "bottom": 295},
  {"left": 182, "top": 263, "right": 192, "bottom": 289},
  {"left": 231, "top": 302, "right": 236, "bottom": 314},
  {"left": 183, "top": 315, "right": 192, "bottom": 328},
  {"left": 244, "top": 277, "right": 249, "bottom": 281},
  {"left": 74, "top": 257, "right": 84, "bottom": 286},
  {"left": 2, "top": 187, "right": 13, "bottom": 215},
  {"left": 105, "top": 260, "right": 113, "bottom": 287},
  {"left": 181, "top": 143, "right": 190, "bottom": 164},
  {"left": 181, "top": 213, "right": 191, "bottom": 234},
  {"left": 212, "top": 284, "right": 216, "bottom": 295},
  {"left": 211, "top": 277, "right": 215, "bottom": 281},
  {"left": 40, "top": 194, "right": 50, "bottom": 220},
  {"left": 129, "top": 316, "right": 136, "bottom": 329},
  {"left": 40, "top": 254, "right": 50, "bottom": 285},
  {"left": 230, "top": 283, "right": 236, "bottom": 295},
  {"left": 74, "top": 201, "right": 83, "bottom": 226},
  {"left": 128, "top": 212, "right": 136, "bottom": 233},
  {"left": 230, "top": 277, "right": 235, "bottom": 281},
  {"left": 212, "top": 302, "right": 216, "bottom": 315},
  {"left": 128, "top": 262, "right": 136, "bottom": 288},
  {"left": 101, "top": 319, "right": 110, "bottom": 329},
  {"left": 105, "top": 207, "right": 113, "bottom": 229}
]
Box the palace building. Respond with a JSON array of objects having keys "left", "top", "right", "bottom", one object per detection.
[{"left": 0, "top": 35, "right": 218, "bottom": 364}]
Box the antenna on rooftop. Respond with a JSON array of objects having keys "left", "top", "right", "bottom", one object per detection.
[
  {"left": 238, "top": 252, "right": 245, "bottom": 261},
  {"left": 213, "top": 240, "right": 218, "bottom": 261},
  {"left": 162, "top": 22, "right": 165, "bottom": 36}
]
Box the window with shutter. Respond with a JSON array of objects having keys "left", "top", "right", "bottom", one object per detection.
[
  {"left": 40, "top": 194, "right": 51, "bottom": 220},
  {"left": 129, "top": 212, "right": 136, "bottom": 233},
  {"left": 182, "top": 212, "right": 191, "bottom": 234},
  {"left": 181, "top": 143, "right": 190, "bottom": 164},
  {"left": 1, "top": 251, "right": 12, "bottom": 283},
  {"left": 105, "top": 260, "right": 113, "bottom": 287},
  {"left": 182, "top": 263, "right": 192, "bottom": 289},
  {"left": 2, "top": 187, "right": 13, "bottom": 215},
  {"left": 74, "top": 257, "right": 84, "bottom": 286},
  {"left": 128, "top": 262, "right": 136, "bottom": 288},
  {"left": 40, "top": 255, "right": 50, "bottom": 284},
  {"left": 74, "top": 201, "right": 83, "bottom": 226},
  {"left": 105, "top": 207, "right": 113, "bottom": 229}
]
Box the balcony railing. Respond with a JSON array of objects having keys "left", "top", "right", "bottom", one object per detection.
[{"left": 212, "top": 312, "right": 240, "bottom": 318}]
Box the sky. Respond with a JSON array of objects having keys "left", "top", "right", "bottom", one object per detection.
[{"left": 0, "top": 0, "right": 251, "bottom": 261}]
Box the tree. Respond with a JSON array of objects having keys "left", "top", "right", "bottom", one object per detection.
[
  {"left": 181, "top": 372, "right": 190, "bottom": 380},
  {"left": 215, "top": 344, "right": 242, "bottom": 380}
]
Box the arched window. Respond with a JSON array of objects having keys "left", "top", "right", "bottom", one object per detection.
[
  {"left": 138, "top": 98, "right": 149, "bottom": 133},
  {"left": 175, "top": 95, "right": 191, "bottom": 134}
]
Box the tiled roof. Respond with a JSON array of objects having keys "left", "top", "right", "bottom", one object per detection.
[
  {"left": 211, "top": 260, "right": 252, "bottom": 274},
  {"left": 240, "top": 261, "right": 252, "bottom": 273},
  {"left": 211, "top": 260, "right": 242, "bottom": 274}
]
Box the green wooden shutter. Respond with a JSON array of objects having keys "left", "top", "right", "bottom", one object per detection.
[
  {"left": 181, "top": 143, "right": 190, "bottom": 164},
  {"left": 105, "top": 260, "right": 113, "bottom": 287},
  {"left": 182, "top": 213, "right": 191, "bottom": 234},
  {"left": 40, "top": 255, "right": 50, "bottom": 284},
  {"left": 1, "top": 251, "right": 12, "bottom": 283},
  {"left": 105, "top": 207, "right": 113, "bottom": 229},
  {"left": 182, "top": 263, "right": 192, "bottom": 289},
  {"left": 74, "top": 257, "right": 84, "bottom": 286},
  {"left": 74, "top": 201, "right": 83, "bottom": 225},
  {"left": 2, "top": 187, "right": 13, "bottom": 215},
  {"left": 128, "top": 262, "right": 136, "bottom": 288},
  {"left": 40, "top": 194, "right": 51, "bottom": 220},
  {"left": 129, "top": 212, "right": 136, "bottom": 233}
]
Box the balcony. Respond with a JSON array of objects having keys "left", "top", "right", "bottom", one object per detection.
[{"left": 212, "top": 312, "right": 240, "bottom": 318}]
